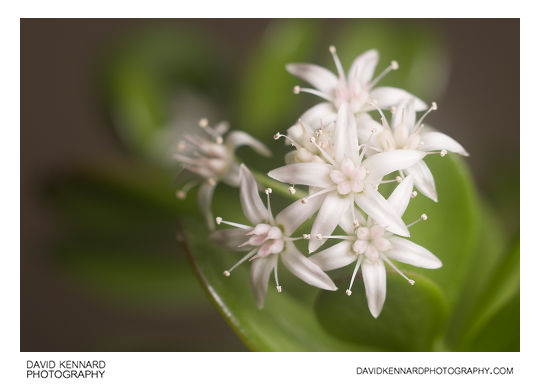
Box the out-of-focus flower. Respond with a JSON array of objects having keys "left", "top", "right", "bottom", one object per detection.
[
  {"left": 211, "top": 165, "right": 337, "bottom": 309},
  {"left": 287, "top": 46, "right": 427, "bottom": 115},
  {"left": 269, "top": 103, "right": 425, "bottom": 252},
  {"left": 174, "top": 119, "right": 271, "bottom": 229},
  {"left": 310, "top": 176, "right": 442, "bottom": 318},
  {"left": 358, "top": 99, "right": 469, "bottom": 201}
]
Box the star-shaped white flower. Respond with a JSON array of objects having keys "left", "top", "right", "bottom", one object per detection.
[
  {"left": 210, "top": 165, "right": 337, "bottom": 309},
  {"left": 310, "top": 176, "right": 442, "bottom": 318},
  {"left": 358, "top": 98, "right": 469, "bottom": 201},
  {"left": 174, "top": 118, "right": 271, "bottom": 229},
  {"left": 269, "top": 103, "right": 426, "bottom": 253},
  {"left": 286, "top": 46, "right": 427, "bottom": 115}
]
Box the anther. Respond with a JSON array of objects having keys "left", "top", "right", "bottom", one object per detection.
[
  {"left": 309, "top": 136, "right": 316, "bottom": 144},
  {"left": 176, "top": 190, "right": 186, "bottom": 199},
  {"left": 276, "top": 286, "right": 282, "bottom": 293},
  {"left": 346, "top": 289, "right": 352, "bottom": 296},
  {"left": 288, "top": 186, "right": 296, "bottom": 195},
  {"left": 216, "top": 217, "right": 223, "bottom": 225},
  {"left": 408, "top": 279, "right": 416, "bottom": 285},
  {"left": 431, "top": 102, "right": 438, "bottom": 110},
  {"left": 293, "top": 85, "right": 301, "bottom": 94},
  {"left": 421, "top": 213, "right": 428, "bottom": 221},
  {"left": 273, "top": 132, "right": 281, "bottom": 140},
  {"left": 353, "top": 220, "right": 360, "bottom": 228},
  {"left": 177, "top": 141, "right": 186, "bottom": 151},
  {"left": 411, "top": 191, "right": 418, "bottom": 198},
  {"left": 440, "top": 149, "right": 447, "bottom": 157},
  {"left": 223, "top": 270, "right": 230, "bottom": 277},
  {"left": 265, "top": 188, "right": 272, "bottom": 195},
  {"left": 207, "top": 178, "right": 216, "bottom": 186},
  {"left": 198, "top": 118, "right": 208, "bottom": 128},
  {"left": 391, "top": 60, "right": 399, "bottom": 70},
  {"left": 216, "top": 136, "right": 223, "bottom": 144},
  {"left": 302, "top": 234, "right": 311, "bottom": 240},
  {"left": 329, "top": 45, "right": 336, "bottom": 54},
  {"left": 390, "top": 106, "right": 396, "bottom": 114},
  {"left": 315, "top": 234, "right": 323, "bottom": 240},
  {"left": 396, "top": 176, "right": 403, "bottom": 183},
  {"left": 301, "top": 198, "right": 308, "bottom": 204}
]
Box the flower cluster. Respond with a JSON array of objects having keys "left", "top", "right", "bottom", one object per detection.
[{"left": 176, "top": 46, "right": 468, "bottom": 318}]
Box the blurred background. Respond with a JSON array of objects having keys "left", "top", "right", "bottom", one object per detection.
[{"left": 21, "top": 19, "right": 519, "bottom": 351}]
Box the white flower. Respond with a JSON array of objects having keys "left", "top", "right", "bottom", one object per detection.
[
  {"left": 358, "top": 98, "right": 469, "bottom": 201},
  {"left": 310, "top": 176, "right": 442, "bottom": 318},
  {"left": 174, "top": 118, "right": 271, "bottom": 229},
  {"left": 286, "top": 46, "right": 427, "bottom": 115},
  {"left": 269, "top": 103, "right": 426, "bottom": 253},
  {"left": 210, "top": 164, "right": 337, "bottom": 309}
]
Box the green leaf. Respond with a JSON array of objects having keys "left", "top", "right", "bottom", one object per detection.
[
  {"left": 182, "top": 217, "right": 365, "bottom": 351},
  {"left": 314, "top": 272, "right": 447, "bottom": 351}
]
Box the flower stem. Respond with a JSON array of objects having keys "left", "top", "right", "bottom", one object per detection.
[{"left": 251, "top": 170, "right": 307, "bottom": 199}]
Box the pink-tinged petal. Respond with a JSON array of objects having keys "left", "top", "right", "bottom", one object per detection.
[
  {"left": 275, "top": 192, "right": 326, "bottom": 235},
  {"left": 353, "top": 240, "right": 368, "bottom": 254},
  {"left": 225, "top": 131, "right": 272, "bottom": 157},
  {"left": 309, "top": 192, "right": 352, "bottom": 253},
  {"left": 334, "top": 103, "right": 359, "bottom": 163},
  {"left": 286, "top": 63, "right": 339, "bottom": 94},
  {"left": 373, "top": 237, "right": 391, "bottom": 251},
  {"left": 355, "top": 188, "right": 409, "bottom": 237},
  {"left": 268, "top": 163, "right": 332, "bottom": 188},
  {"left": 363, "top": 149, "right": 425, "bottom": 182},
  {"left": 420, "top": 131, "right": 469, "bottom": 156},
  {"left": 405, "top": 160, "right": 438, "bottom": 202},
  {"left": 281, "top": 241, "right": 337, "bottom": 290},
  {"left": 209, "top": 228, "right": 251, "bottom": 251},
  {"left": 337, "top": 181, "right": 351, "bottom": 195},
  {"left": 348, "top": 49, "right": 379, "bottom": 87},
  {"left": 222, "top": 162, "right": 241, "bottom": 187},
  {"left": 300, "top": 102, "right": 337, "bottom": 128},
  {"left": 310, "top": 241, "right": 356, "bottom": 271},
  {"left": 387, "top": 175, "right": 414, "bottom": 217},
  {"left": 370, "top": 225, "right": 386, "bottom": 239},
  {"left": 356, "top": 113, "right": 383, "bottom": 144},
  {"left": 386, "top": 236, "right": 442, "bottom": 269},
  {"left": 197, "top": 182, "right": 216, "bottom": 230},
  {"left": 250, "top": 254, "right": 277, "bottom": 309},
  {"left": 391, "top": 98, "right": 417, "bottom": 130},
  {"left": 329, "top": 169, "right": 345, "bottom": 184},
  {"left": 369, "top": 87, "right": 427, "bottom": 110},
  {"left": 362, "top": 260, "right": 387, "bottom": 318},
  {"left": 239, "top": 164, "right": 269, "bottom": 224}
]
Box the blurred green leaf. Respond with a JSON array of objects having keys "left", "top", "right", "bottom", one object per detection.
[
  {"left": 314, "top": 272, "right": 447, "bottom": 351},
  {"left": 182, "top": 217, "right": 365, "bottom": 351}
]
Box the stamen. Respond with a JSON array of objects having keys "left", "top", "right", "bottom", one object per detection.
[
  {"left": 198, "top": 118, "right": 220, "bottom": 138},
  {"left": 379, "top": 177, "right": 402, "bottom": 184},
  {"left": 411, "top": 191, "right": 418, "bottom": 198},
  {"left": 274, "top": 268, "right": 281, "bottom": 293},
  {"left": 369, "top": 100, "right": 392, "bottom": 133},
  {"left": 440, "top": 149, "right": 447, "bottom": 157},
  {"left": 317, "top": 235, "right": 355, "bottom": 240},
  {"left": 301, "top": 186, "right": 334, "bottom": 204},
  {"left": 207, "top": 178, "right": 217, "bottom": 186},
  {"left": 359, "top": 128, "right": 380, "bottom": 162},
  {"left": 293, "top": 86, "right": 332, "bottom": 102},
  {"left": 215, "top": 217, "right": 252, "bottom": 230},
  {"left": 198, "top": 118, "right": 208, "bottom": 128},
  {"left": 265, "top": 188, "right": 273, "bottom": 221},
  {"left": 413, "top": 102, "right": 437, "bottom": 132},
  {"left": 273, "top": 132, "right": 302, "bottom": 150},
  {"left": 288, "top": 186, "right": 296, "bottom": 195},
  {"left": 369, "top": 60, "right": 399, "bottom": 88},
  {"left": 382, "top": 256, "right": 415, "bottom": 285},
  {"left": 176, "top": 180, "right": 198, "bottom": 199},
  {"left": 407, "top": 213, "right": 428, "bottom": 228},
  {"left": 224, "top": 249, "right": 258, "bottom": 276},
  {"left": 302, "top": 234, "right": 311, "bottom": 240},
  {"left": 216, "top": 136, "right": 223, "bottom": 144},
  {"left": 309, "top": 136, "right": 336, "bottom": 165},
  {"left": 177, "top": 140, "right": 186, "bottom": 151},
  {"left": 346, "top": 257, "right": 363, "bottom": 295},
  {"left": 329, "top": 45, "right": 346, "bottom": 80}
]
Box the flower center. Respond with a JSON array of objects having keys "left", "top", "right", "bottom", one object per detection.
[
  {"left": 352, "top": 225, "right": 392, "bottom": 263},
  {"left": 329, "top": 158, "right": 366, "bottom": 196},
  {"left": 244, "top": 223, "right": 284, "bottom": 259}
]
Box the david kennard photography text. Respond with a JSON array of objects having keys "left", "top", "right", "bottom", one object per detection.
[{"left": 26, "top": 360, "right": 106, "bottom": 379}]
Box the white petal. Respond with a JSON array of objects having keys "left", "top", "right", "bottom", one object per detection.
[
  {"left": 300, "top": 102, "right": 337, "bottom": 128},
  {"left": 334, "top": 103, "right": 359, "bottom": 163},
  {"left": 339, "top": 207, "right": 366, "bottom": 233},
  {"left": 225, "top": 131, "right": 272, "bottom": 157},
  {"left": 387, "top": 175, "right": 414, "bottom": 217},
  {"left": 275, "top": 192, "right": 326, "bottom": 235},
  {"left": 286, "top": 63, "right": 338, "bottom": 94},
  {"left": 310, "top": 241, "right": 356, "bottom": 271},
  {"left": 268, "top": 163, "right": 332, "bottom": 188},
  {"left": 356, "top": 113, "right": 383, "bottom": 144},
  {"left": 197, "top": 182, "right": 216, "bottom": 230},
  {"left": 348, "top": 49, "right": 379, "bottom": 86},
  {"left": 209, "top": 228, "right": 251, "bottom": 251},
  {"left": 250, "top": 254, "right": 277, "bottom": 309},
  {"left": 362, "top": 260, "right": 387, "bottom": 318},
  {"left": 391, "top": 98, "right": 417, "bottom": 130},
  {"left": 355, "top": 188, "right": 409, "bottom": 237},
  {"left": 363, "top": 149, "right": 425, "bottom": 182},
  {"left": 222, "top": 162, "right": 241, "bottom": 186},
  {"left": 281, "top": 241, "right": 337, "bottom": 290},
  {"left": 420, "top": 131, "right": 469, "bottom": 156},
  {"left": 386, "top": 236, "right": 442, "bottom": 269},
  {"left": 405, "top": 160, "right": 438, "bottom": 202},
  {"left": 369, "top": 87, "right": 427, "bottom": 110},
  {"left": 309, "top": 192, "right": 352, "bottom": 253},
  {"left": 239, "top": 164, "right": 269, "bottom": 224}
]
